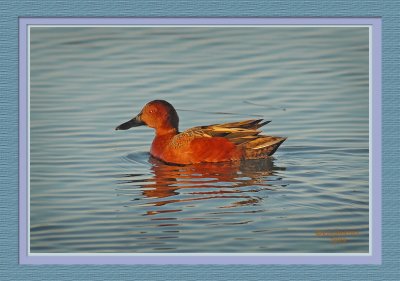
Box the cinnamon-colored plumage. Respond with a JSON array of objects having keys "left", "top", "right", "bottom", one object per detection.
[{"left": 116, "top": 100, "right": 286, "bottom": 165}]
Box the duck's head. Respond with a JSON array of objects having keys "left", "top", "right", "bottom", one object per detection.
[{"left": 115, "top": 100, "right": 179, "bottom": 134}]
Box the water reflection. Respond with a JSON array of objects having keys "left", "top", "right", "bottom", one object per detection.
[{"left": 117, "top": 156, "right": 285, "bottom": 211}]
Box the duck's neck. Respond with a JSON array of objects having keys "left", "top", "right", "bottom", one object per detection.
[
  {"left": 154, "top": 126, "right": 178, "bottom": 137},
  {"left": 151, "top": 127, "right": 178, "bottom": 159}
]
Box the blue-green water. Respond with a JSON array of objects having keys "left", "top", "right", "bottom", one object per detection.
[{"left": 30, "top": 26, "right": 369, "bottom": 253}]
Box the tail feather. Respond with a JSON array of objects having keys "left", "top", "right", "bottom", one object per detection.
[{"left": 243, "top": 136, "right": 286, "bottom": 158}]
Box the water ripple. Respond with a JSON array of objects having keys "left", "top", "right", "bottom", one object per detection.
[{"left": 30, "top": 26, "right": 369, "bottom": 253}]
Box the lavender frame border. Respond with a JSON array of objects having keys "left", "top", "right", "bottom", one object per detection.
[{"left": 19, "top": 17, "right": 382, "bottom": 265}]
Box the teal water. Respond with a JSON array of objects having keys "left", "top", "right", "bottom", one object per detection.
[{"left": 29, "top": 26, "right": 369, "bottom": 253}]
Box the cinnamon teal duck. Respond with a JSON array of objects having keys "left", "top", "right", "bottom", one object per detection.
[{"left": 116, "top": 100, "right": 286, "bottom": 165}]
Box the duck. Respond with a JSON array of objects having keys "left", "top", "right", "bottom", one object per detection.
[{"left": 116, "top": 100, "right": 286, "bottom": 165}]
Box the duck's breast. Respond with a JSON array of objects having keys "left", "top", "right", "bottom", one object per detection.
[{"left": 150, "top": 134, "right": 192, "bottom": 164}]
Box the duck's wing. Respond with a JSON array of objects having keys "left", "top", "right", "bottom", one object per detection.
[
  {"left": 180, "top": 118, "right": 286, "bottom": 158},
  {"left": 213, "top": 119, "right": 270, "bottom": 130},
  {"left": 183, "top": 119, "right": 271, "bottom": 145}
]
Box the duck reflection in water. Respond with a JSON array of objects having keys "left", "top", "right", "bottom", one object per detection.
[{"left": 118, "top": 156, "right": 284, "bottom": 211}]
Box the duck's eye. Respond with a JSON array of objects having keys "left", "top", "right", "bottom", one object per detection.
[{"left": 149, "top": 109, "right": 154, "bottom": 113}]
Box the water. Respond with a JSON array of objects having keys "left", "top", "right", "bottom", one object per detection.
[{"left": 29, "top": 26, "right": 369, "bottom": 253}]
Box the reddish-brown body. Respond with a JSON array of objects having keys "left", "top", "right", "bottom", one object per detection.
[
  {"left": 116, "top": 100, "right": 286, "bottom": 165},
  {"left": 151, "top": 133, "right": 242, "bottom": 164}
]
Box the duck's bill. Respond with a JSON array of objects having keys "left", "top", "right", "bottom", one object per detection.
[{"left": 115, "top": 115, "right": 145, "bottom": 130}]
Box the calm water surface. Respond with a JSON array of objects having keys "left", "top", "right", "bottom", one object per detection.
[{"left": 30, "top": 27, "right": 369, "bottom": 253}]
